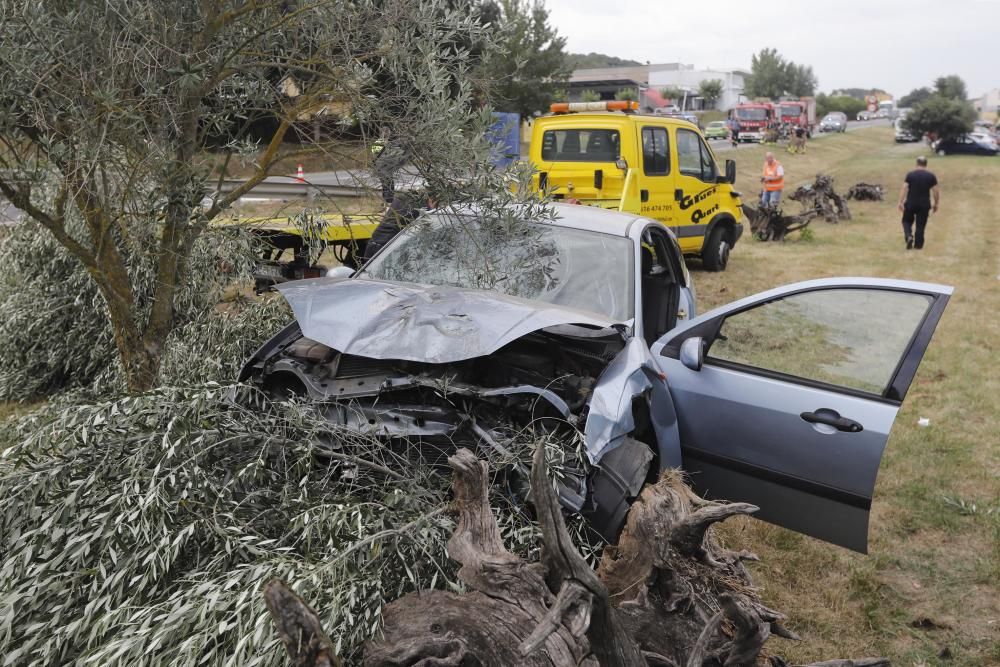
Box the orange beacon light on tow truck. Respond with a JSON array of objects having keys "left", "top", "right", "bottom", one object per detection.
[{"left": 549, "top": 100, "right": 639, "bottom": 113}]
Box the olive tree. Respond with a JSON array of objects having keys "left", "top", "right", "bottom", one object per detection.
[
  {"left": 0, "top": 0, "right": 497, "bottom": 394},
  {"left": 697, "top": 79, "right": 723, "bottom": 109},
  {"left": 902, "top": 95, "right": 976, "bottom": 141}
]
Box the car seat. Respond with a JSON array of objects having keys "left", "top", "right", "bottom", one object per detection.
[
  {"left": 584, "top": 131, "right": 614, "bottom": 161},
  {"left": 640, "top": 247, "right": 673, "bottom": 344}
]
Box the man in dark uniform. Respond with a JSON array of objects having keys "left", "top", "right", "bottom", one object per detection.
[
  {"left": 896, "top": 156, "right": 940, "bottom": 250},
  {"left": 359, "top": 190, "right": 432, "bottom": 264},
  {"left": 371, "top": 133, "right": 408, "bottom": 204}
]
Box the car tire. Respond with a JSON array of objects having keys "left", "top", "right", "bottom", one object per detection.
[{"left": 702, "top": 227, "right": 731, "bottom": 272}]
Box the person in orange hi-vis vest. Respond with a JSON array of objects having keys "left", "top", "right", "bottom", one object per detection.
[{"left": 760, "top": 152, "right": 785, "bottom": 208}]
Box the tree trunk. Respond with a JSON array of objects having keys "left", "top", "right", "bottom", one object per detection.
[
  {"left": 264, "top": 447, "right": 889, "bottom": 667},
  {"left": 744, "top": 203, "right": 817, "bottom": 241},
  {"left": 92, "top": 276, "right": 160, "bottom": 393}
]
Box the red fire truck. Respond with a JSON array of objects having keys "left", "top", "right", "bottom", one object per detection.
[
  {"left": 775, "top": 97, "right": 817, "bottom": 136},
  {"left": 731, "top": 102, "right": 774, "bottom": 143}
]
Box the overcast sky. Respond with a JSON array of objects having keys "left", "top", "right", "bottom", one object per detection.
[{"left": 545, "top": 0, "right": 997, "bottom": 98}]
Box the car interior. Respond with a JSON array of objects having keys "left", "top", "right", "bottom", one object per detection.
[{"left": 639, "top": 227, "right": 682, "bottom": 345}]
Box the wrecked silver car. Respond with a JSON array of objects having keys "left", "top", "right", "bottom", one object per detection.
[{"left": 240, "top": 204, "right": 951, "bottom": 552}]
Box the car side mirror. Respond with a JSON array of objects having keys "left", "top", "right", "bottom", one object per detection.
[
  {"left": 725, "top": 159, "right": 736, "bottom": 184},
  {"left": 679, "top": 337, "right": 705, "bottom": 371},
  {"left": 326, "top": 266, "right": 355, "bottom": 280}
]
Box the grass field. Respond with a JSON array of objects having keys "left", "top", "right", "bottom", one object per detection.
[{"left": 697, "top": 127, "right": 999, "bottom": 665}]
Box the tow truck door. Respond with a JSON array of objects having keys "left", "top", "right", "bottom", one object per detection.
[
  {"left": 670, "top": 127, "right": 720, "bottom": 254},
  {"left": 650, "top": 278, "right": 951, "bottom": 552},
  {"left": 632, "top": 123, "right": 674, "bottom": 226}
]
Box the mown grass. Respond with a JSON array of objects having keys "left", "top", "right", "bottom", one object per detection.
[{"left": 698, "top": 127, "right": 1000, "bottom": 665}]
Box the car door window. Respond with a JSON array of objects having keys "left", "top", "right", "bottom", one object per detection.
[
  {"left": 676, "top": 129, "right": 703, "bottom": 178},
  {"left": 698, "top": 138, "right": 717, "bottom": 181},
  {"left": 707, "top": 288, "right": 934, "bottom": 396},
  {"left": 677, "top": 128, "right": 715, "bottom": 182},
  {"left": 642, "top": 127, "right": 670, "bottom": 175}
]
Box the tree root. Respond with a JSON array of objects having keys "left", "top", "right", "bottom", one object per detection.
[{"left": 263, "top": 450, "right": 889, "bottom": 667}]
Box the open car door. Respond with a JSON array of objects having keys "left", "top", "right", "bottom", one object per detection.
[{"left": 651, "top": 278, "right": 951, "bottom": 552}]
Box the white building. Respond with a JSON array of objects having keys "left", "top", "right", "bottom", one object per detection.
[
  {"left": 565, "top": 62, "right": 748, "bottom": 112},
  {"left": 977, "top": 88, "right": 1000, "bottom": 119},
  {"left": 648, "top": 65, "right": 748, "bottom": 111}
]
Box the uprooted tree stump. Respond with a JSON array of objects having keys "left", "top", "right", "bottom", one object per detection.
[
  {"left": 747, "top": 174, "right": 856, "bottom": 242},
  {"left": 846, "top": 183, "right": 885, "bottom": 201},
  {"left": 744, "top": 203, "right": 818, "bottom": 242},
  {"left": 788, "top": 174, "right": 851, "bottom": 223},
  {"left": 264, "top": 446, "right": 889, "bottom": 667}
]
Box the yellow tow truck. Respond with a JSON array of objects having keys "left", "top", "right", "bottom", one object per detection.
[
  {"left": 231, "top": 213, "right": 379, "bottom": 292},
  {"left": 529, "top": 101, "right": 744, "bottom": 270}
]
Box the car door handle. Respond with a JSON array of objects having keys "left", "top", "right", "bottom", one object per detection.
[{"left": 800, "top": 409, "right": 863, "bottom": 433}]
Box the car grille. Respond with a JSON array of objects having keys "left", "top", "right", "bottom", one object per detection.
[{"left": 335, "top": 354, "right": 400, "bottom": 379}]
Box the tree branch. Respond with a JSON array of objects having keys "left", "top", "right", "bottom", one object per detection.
[{"left": 0, "top": 176, "right": 97, "bottom": 269}]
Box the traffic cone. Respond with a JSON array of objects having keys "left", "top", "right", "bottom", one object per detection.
[{"left": 295, "top": 164, "right": 305, "bottom": 182}]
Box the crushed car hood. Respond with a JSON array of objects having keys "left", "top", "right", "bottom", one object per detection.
[{"left": 276, "top": 277, "right": 619, "bottom": 364}]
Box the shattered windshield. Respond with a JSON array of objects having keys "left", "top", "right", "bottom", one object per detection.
[{"left": 361, "top": 211, "right": 634, "bottom": 322}]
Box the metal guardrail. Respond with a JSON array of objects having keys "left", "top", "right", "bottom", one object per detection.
[{"left": 215, "top": 179, "right": 367, "bottom": 199}]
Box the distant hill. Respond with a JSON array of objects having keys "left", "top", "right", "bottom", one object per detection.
[{"left": 566, "top": 52, "right": 643, "bottom": 69}]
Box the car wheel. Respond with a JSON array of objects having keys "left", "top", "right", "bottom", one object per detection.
[{"left": 702, "top": 227, "right": 731, "bottom": 272}]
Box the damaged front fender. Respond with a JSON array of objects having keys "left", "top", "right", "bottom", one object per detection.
[{"left": 585, "top": 337, "right": 681, "bottom": 469}]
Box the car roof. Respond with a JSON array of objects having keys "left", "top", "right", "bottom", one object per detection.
[
  {"left": 547, "top": 203, "right": 643, "bottom": 237},
  {"left": 433, "top": 202, "right": 644, "bottom": 239}
]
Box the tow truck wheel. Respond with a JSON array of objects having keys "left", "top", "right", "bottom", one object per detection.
[{"left": 702, "top": 227, "right": 731, "bottom": 272}]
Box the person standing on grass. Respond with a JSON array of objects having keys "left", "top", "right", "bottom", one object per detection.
[
  {"left": 897, "top": 156, "right": 939, "bottom": 250},
  {"left": 760, "top": 152, "right": 784, "bottom": 207}
]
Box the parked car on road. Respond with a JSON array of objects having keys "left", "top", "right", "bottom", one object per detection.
[
  {"left": 679, "top": 112, "right": 700, "bottom": 127},
  {"left": 931, "top": 134, "right": 998, "bottom": 156},
  {"left": 969, "top": 131, "right": 998, "bottom": 150},
  {"left": 818, "top": 112, "right": 847, "bottom": 133},
  {"left": 894, "top": 118, "right": 919, "bottom": 143},
  {"left": 241, "top": 203, "right": 952, "bottom": 553},
  {"left": 703, "top": 120, "right": 729, "bottom": 140},
  {"left": 653, "top": 105, "right": 681, "bottom": 115},
  {"left": 856, "top": 110, "right": 873, "bottom": 121}
]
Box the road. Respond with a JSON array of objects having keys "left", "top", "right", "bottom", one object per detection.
[
  {"left": 256, "top": 166, "right": 422, "bottom": 190},
  {"left": 3, "top": 119, "right": 894, "bottom": 213},
  {"left": 706, "top": 118, "right": 889, "bottom": 154}
]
